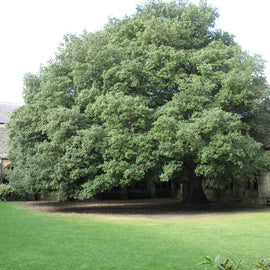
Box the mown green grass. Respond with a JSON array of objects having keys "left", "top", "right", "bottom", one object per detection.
[{"left": 0, "top": 202, "right": 270, "bottom": 270}]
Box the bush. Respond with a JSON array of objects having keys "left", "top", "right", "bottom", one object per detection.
[
  {"left": 4, "top": 169, "right": 37, "bottom": 200},
  {"left": 0, "top": 184, "right": 15, "bottom": 201},
  {"left": 198, "top": 256, "right": 270, "bottom": 270}
]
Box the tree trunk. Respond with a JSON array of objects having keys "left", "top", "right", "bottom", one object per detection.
[{"left": 182, "top": 179, "right": 209, "bottom": 204}]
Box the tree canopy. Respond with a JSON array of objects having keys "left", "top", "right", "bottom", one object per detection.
[{"left": 6, "top": 0, "right": 270, "bottom": 201}]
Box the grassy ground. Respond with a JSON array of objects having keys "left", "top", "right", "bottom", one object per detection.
[{"left": 0, "top": 201, "right": 270, "bottom": 270}]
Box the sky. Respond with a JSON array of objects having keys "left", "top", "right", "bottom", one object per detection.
[{"left": 1, "top": 0, "right": 270, "bottom": 104}]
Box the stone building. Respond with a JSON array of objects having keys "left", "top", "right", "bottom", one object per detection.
[
  {"left": 259, "top": 125, "right": 270, "bottom": 204},
  {"left": 0, "top": 102, "right": 21, "bottom": 183}
]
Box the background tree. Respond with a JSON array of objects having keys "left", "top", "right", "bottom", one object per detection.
[{"left": 6, "top": 0, "right": 270, "bottom": 201}]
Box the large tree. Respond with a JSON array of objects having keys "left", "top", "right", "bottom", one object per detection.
[{"left": 6, "top": 0, "right": 270, "bottom": 201}]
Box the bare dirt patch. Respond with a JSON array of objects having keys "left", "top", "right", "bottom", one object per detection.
[{"left": 17, "top": 198, "right": 267, "bottom": 220}]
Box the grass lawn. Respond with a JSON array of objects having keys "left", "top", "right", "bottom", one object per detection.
[{"left": 0, "top": 202, "right": 270, "bottom": 270}]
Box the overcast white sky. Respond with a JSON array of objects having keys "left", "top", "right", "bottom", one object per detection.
[{"left": 1, "top": 0, "right": 270, "bottom": 104}]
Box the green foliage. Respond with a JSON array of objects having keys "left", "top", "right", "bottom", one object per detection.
[
  {"left": 253, "top": 259, "right": 270, "bottom": 270},
  {"left": 198, "top": 256, "right": 270, "bottom": 270},
  {"left": 199, "top": 255, "right": 244, "bottom": 270},
  {"left": 6, "top": 0, "right": 270, "bottom": 200},
  {"left": 0, "top": 184, "right": 15, "bottom": 201}
]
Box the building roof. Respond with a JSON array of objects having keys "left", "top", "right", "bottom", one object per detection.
[{"left": 0, "top": 102, "right": 22, "bottom": 124}]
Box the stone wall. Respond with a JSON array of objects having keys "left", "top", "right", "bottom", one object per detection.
[
  {"left": 259, "top": 173, "right": 270, "bottom": 202},
  {"left": 0, "top": 125, "right": 9, "bottom": 159}
]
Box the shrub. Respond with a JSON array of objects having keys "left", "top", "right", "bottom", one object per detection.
[
  {"left": 253, "top": 259, "right": 270, "bottom": 270},
  {"left": 0, "top": 184, "right": 15, "bottom": 201},
  {"left": 198, "top": 256, "right": 270, "bottom": 270}
]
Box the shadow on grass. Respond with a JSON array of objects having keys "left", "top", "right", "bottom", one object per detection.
[{"left": 23, "top": 198, "right": 268, "bottom": 217}]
